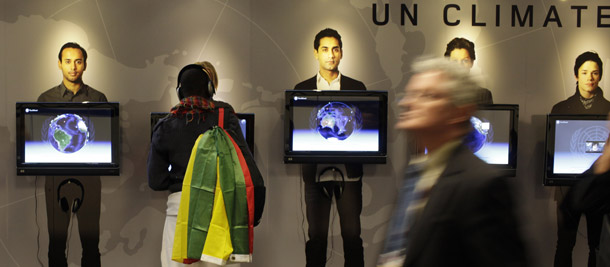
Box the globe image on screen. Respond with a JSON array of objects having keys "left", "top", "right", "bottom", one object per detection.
[
  {"left": 43, "top": 113, "right": 91, "bottom": 153},
  {"left": 464, "top": 116, "right": 492, "bottom": 153},
  {"left": 310, "top": 102, "right": 362, "bottom": 141}
]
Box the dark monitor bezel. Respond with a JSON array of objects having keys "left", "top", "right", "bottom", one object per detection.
[
  {"left": 16, "top": 102, "right": 121, "bottom": 176},
  {"left": 474, "top": 104, "right": 519, "bottom": 177},
  {"left": 544, "top": 113, "right": 608, "bottom": 186},
  {"left": 283, "top": 90, "right": 388, "bottom": 164}
]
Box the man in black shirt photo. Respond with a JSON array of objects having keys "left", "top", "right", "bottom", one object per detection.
[
  {"left": 38, "top": 42, "right": 107, "bottom": 102},
  {"left": 38, "top": 42, "right": 107, "bottom": 267}
]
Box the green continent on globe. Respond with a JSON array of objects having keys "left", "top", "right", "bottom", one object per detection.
[{"left": 53, "top": 129, "right": 72, "bottom": 151}]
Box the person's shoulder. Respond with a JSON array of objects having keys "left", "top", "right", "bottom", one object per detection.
[
  {"left": 340, "top": 75, "right": 366, "bottom": 90},
  {"left": 85, "top": 85, "right": 108, "bottom": 101},
  {"left": 457, "top": 156, "right": 509, "bottom": 195},
  {"left": 37, "top": 85, "right": 61, "bottom": 102},
  {"left": 211, "top": 100, "right": 238, "bottom": 114},
  {"left": 86, "top": 85, "right": 103, "bottom": 94},
  {"left": 452, "top": 144, "right": 502, "bottom": 179},
  {"left": 596, "top": 97, "right": 610, "bottom": 114},
  {"left": 477, "top": 87, "right": 493, "bottom": 105},
  {"left": 550, "top": 98, "right": 571, "bottom": 114},
  {"left": 151, "top": 115, "right": 173, "bottom": 139},
  {"left": 597, "top": 91, "right": 610, "bottom": 105},
  {"left": 341, "top": 75, "right": 363, "bottom": 83},
  {"left": 294, "top": 76, "right": 316, "bottom": 90},
  {"left": 40, "top": 86, "right": 59, "bottom": 94},
  {"left": 213, "top": 99, "right": 233, "bottom": 109},
  {"left": 550, "top": 91, "right": 581, "bottom": 114},
  {"left": 152, "top": 115, "right": 168, "bottom": 129}
]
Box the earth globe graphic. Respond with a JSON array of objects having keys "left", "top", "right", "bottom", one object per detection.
[
  {"left": 44, "top": 114, "right": 91, "bottom": 153},
  {"left": 311, "top": 102, "right": 362, "bottom": 141},
  {"left": 464, "top": 116, "right": 492, "bottom": 153}
]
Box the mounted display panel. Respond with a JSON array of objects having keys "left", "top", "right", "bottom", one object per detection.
[
  {"left": 544, "top": 114, "right": 609, "bottom": 186},
  {"left": 467, "top": 104, "right": 519, "bottom": 176},
  {"left": 284, "top": 90, "right": 388, "bottom": 164},
  {"left": 150, "top": 112, "right": 255, "bottom": 154},
  {"left": 16, "top": 102, "right": 120, "bottom": 176}
]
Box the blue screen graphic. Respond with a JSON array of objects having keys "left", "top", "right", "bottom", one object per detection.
[
  {"left": 470, "top": 109, "right": 512, "bottom": 164},
  {"left": 23, "top": 109, "right": 113, "bottom": 164},
  {"left": 291, "top": 96, "right": 381, "bottom": 152}
]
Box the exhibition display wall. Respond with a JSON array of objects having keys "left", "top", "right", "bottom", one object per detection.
[{"left": 2, "top": 0, "right": 610, "bottom": 266}]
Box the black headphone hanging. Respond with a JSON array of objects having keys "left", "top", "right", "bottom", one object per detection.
[
  {"left": 57, "top": 178, "right": 84, "bottom": 213},
  {"left": 316, "top": 167, "right": 345, "bottom": 199},
  {"left": 176, "top": 64, "right": 215, "bottom": 99}
]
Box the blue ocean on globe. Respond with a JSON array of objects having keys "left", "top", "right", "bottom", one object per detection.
[
  {"left": 311, "top": 102, "right": 362, "bottom": 141},
  {"left": 42, "top": 113, "right": 92, "bottom": 153},
  {"left": 464, "top": 116, "right": 491, "bottom": 153}
]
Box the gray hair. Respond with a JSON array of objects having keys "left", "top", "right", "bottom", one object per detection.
[{"left": 411, "top": 56, "right": 481, "bottom": 106}]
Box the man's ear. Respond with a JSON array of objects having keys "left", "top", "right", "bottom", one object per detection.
[
  {"left": 57, "top": 60, "right": 62, "bottom": 70},
  {"left": 314, "top": 48, "right": 319, "bottom": 60},
  {"left": 83, "top": 61, "right": 87, "bottom": 71}
]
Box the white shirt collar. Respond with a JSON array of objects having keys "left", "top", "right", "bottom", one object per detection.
[{"left": 316, "top": 72, "right": 341, "bottom": 90}]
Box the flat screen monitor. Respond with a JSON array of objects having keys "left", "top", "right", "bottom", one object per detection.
[
  {"left": 150, "top": 112, "right": 255, "bottom": 154},
  {"left": 283, "top": 90, "right": 388, "bottom": 164},
  {"left": 16, "top": 102, "right": 120, "bottom": 176},
  {"left": 544, "top": 114, "right": 609, "bottom": 186},
  {"left": 467, "top": 104, "right": 519, "bottom": 176}
]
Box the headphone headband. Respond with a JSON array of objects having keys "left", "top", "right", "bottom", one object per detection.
[
  {"left": 57, "top": 178, "right": 85, "bottom": 213},
  {"left": 176, "top": 62, "right": 217, "bottom": 99},
  {"left": 316, "top": 167, "right": 345, "bottom": 199}
]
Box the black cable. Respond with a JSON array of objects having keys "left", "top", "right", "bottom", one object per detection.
[
  {"left": 35, "top": 176, "right": 44, "bottom": 267},
  {"left": 65, "top": 201, "right": 76, "bottom": 260},
  {"left": 299, "top": 165, "right": 307, "bottom": 246},
  {"left": 326, "top": 198, "right": 337, "bottom": 265}
]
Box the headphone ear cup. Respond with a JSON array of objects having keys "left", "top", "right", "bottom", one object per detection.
[
  {"left": 334, "top": 182, "right": 344, "bottom": 200},
  {"left": 59, "top": 197, "right": 69, "bottom": 212},
  {"left": 319, "top": 181, "right": 333, "bottom": 199},
  {"left": 72, "top": 198, "right": 81, "bottom": 213},
  {"left": 208, "top": 81, "right": 215, "bottom": 97},
  {"left": 176, "top": 86, "right": 183, "bottom": 99},
  {"left": 56, "top": 178, "right": 85, "bottom": 213},
  {"left": 316, "top": 167, "right": 344, "bottom": 199}
]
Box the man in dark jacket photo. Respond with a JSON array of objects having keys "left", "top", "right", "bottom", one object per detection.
[{"left": 294, "top": 28, "right": 366, "bottom": 267}]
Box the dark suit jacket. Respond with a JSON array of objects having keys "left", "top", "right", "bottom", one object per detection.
[
  {"left": 294, "top": 74, "right": 366, "bottom": 178},
  {"left": 476, "top": 87, "right": 493, "bottom": 105},
  {"left": 551, "top": 87, "right": 610, "bottom": 115},
  {"left": 294, "top": 74, "right": 366, "bottom": 91},
  {"left": 403, "top": 144, "right": 528, "bottom": 267}
]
